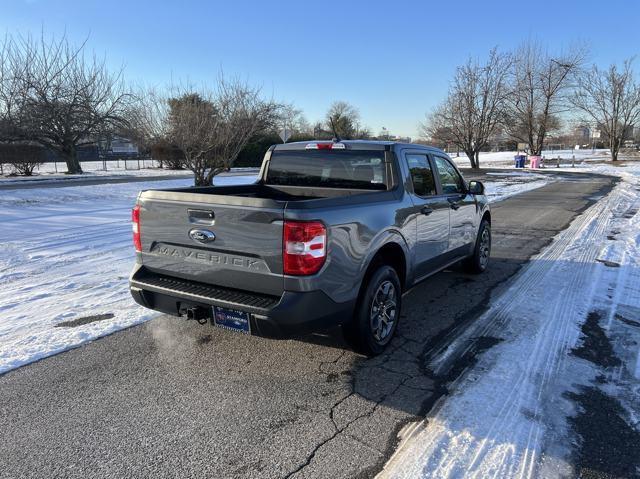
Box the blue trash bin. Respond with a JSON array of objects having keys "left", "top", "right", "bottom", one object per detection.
[{"left": 514, "top": 155, "right": 526, "bottom": 168}]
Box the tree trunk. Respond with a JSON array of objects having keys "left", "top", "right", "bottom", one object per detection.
[
  {"left": 611, "top": 137, "right": 619, "bottom": 162},
  {"left": 194, "top": 169, "right": 207, "bottom": 186},
  {"left": 464, "top": 150, "right": 478, "bottom": 169},
  {"left": 186, "top": 153, "right": 208, "bottom": 186},
  {"left": 205, "top": 166, "right": 228, "bottom": 186},
  {"left": 530, "top": 139, "right": 543, "bottom": 156},
  {"left": 62, "top": 145, "right": 82, "bottom": 174}
]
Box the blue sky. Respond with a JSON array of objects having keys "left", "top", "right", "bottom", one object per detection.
[{"left": 2, "top": 0, "right": 639, "bottom": 137}]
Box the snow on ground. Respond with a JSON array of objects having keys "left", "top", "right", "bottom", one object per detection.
[
  {"left": 0, "top": 173, "right": 256, "bottom": 374},
  {"left": 0, "top": 161, "right": 260, "bottom": 185},
  {"left": 451, "top": 149, "right": 612, "bottom": 169},
  {"left": 379, "top": 163, "right": 640, "bottom": 478},
  {"left": 482, "top": 171, "right": 552, "bottom": 203},
  {"left": 0, "top": 159, "right": 196, "bottom": 182},
  {"left": 0, "top": 171, "right": 551, "bottom": 375}
]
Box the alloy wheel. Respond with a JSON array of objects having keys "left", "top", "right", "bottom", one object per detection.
[{"left": 370, "top": 280, "right": 397, "bottom": 343}]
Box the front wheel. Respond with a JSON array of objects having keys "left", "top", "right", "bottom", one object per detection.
[
  {"left": 464, "top": 219, "right": 491, "bottom": 274},
  {"left": 343, "top": 265, "right": 402, "bottom": 356}
]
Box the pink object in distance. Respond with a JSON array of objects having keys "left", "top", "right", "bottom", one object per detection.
[{"left": 529, "top": 156, "right": 541, "bottom": 169}]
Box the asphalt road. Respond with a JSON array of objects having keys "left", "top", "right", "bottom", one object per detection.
[{"left": 0, "top": 173, "right": 615, "bottom": 479}]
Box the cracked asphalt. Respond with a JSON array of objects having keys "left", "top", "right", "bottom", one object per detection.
[{"left": 0, "top": 171, "right": 615, "bottom": 479}]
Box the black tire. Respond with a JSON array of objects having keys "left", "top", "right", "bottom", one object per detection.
[
  {"left": 463, "top": 219, "right": 491, "bottom": 274},
  {"left": 343, "top": 265, "right": 402, "bottom": 356}
]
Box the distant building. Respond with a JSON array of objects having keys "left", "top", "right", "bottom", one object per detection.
[
  {"left": 110, "top": 137, "right": 139, "bottom": 155},
  {"left": 572, "top": 126, "right": 590, "bottom": 141},
  {"left": 488, "top": 130, "right": 513, "bottom": 151},
  {"left": 391, "top": 135, "right": 412, "bottom": 143},
  {"left": 623, "top": 124, "right": 638, "bottom": 141},
  {"left": 373, "top": 135, "right": 412, "bottom": 143}
]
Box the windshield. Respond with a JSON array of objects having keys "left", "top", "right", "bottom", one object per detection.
[{"left": 266, "top": 150, "right": 388, "bottom": 190}]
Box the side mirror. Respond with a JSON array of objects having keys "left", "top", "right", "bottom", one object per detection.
[{"left": 468, "top": 180, "right": 484, "bottom": 195}]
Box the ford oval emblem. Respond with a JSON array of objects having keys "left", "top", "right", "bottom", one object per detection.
[{"left": 189, "top": 228, "right": 216, "bottom": 244}]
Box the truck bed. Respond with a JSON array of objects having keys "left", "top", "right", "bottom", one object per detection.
[
  {"left": 134, "top": 181, "right": 398, "bottom": 297},
  {"left": 155, "top": 183, "right": 382, "bottom": 201},
  {"left": 139, "top": 182, "right": 398, "bottom": 211}
]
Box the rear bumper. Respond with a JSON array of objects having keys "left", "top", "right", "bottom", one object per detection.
[{"left": 129, "top": 268, "right": 355, "bottom": 337}]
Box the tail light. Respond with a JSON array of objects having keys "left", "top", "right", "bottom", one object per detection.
[
  {"left": 283, "top": 220, "right": 326, "bottom": 275},
  {"left": 132, "top": 205, "right": 142, "bottom": 252}
]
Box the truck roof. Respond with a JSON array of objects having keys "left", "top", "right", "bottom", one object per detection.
[{"left": 272, "top": 140, "right": 447, "bottom": 155}]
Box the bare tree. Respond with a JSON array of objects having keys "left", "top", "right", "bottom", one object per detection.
[
  {"left": 423, "top": 49, "right": 511, "bottom": 168},
  {"left": 325, "top": 101, "right": 369, "bottom": 139},
  {"left": 0, "top": 33, "right": 133, "bottom": 173},
  {"left": 126, "top": 88, "right": 172, "bottom": 167},
  {"left": 278, "top": 104, "right": 311, "bottom": 139},
  {"left": 0, "top": 143, "right": 45, "bottom": 175},
  {"left": 0, "top": 35, "right": 22, "bottom": 145},
  {"left": 166, "top": 78, "right": 279, "bottom": 186},
  {"left": 504, "top": 41, "right": 586, "bottom": 155},
  {"left": 419, "top": 123, "right": 454, "bottom": 150},
  {"left": 571, "top": 59, "right": 640, "bottom": 161}
]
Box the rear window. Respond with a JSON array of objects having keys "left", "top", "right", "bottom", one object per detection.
[{"left": 266, "top": 150, "right": 387, "bottom": 190}]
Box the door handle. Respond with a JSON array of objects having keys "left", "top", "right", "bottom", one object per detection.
[
  {"left": 421, "top": 206, "right": 433, "bottom": 216},
  {"left": 448, "top": 199, "right": 460, "bottom": 210},
  {"left": 188, "top": 209, "right": 215, "bottom": 225}
]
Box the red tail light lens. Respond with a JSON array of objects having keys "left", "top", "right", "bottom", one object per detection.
[
  {"left": 132, "top": 205, "right": 142, "bottom": 252},
  {"left": 283, "top": 220, "right": 326, "bottom": 275}
]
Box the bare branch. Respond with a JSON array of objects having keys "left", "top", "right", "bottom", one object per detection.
[
  {"left": 503, "top": 40, "right": 587, "bottom": 155},
  {"left": 423, "top": 48, "right": 512, "bottom": 168},
  {"left": 0, "top": 32, "right": 134, "bottom": 173},
  {"left": 162, "top": 77, "right": 280, "bottom": 186},
  {"left": 571, "top": 58, "right": 640, "bottom": 161}
]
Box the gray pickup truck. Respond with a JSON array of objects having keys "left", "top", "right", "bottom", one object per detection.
[{"left": 129, "top": 140, "right": 490, "bottom": 354}]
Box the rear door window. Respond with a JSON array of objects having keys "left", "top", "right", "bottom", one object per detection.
[
  {"left": 405, "top": 154, "right": 436, "bottom": 197},
  {"left": 433, "top": 156, "right": 465, "bottom": 194},
  {"left": 266, "top": 150, "right": 387, "bottom": 190}
]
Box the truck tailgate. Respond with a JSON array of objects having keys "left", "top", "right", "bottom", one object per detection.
[{"left": 137, "top": 191, "right": 284, "bottom": 297}]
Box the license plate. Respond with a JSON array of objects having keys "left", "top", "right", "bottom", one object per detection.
[{"left": 212, "top": 306, "right": 251, "bottom": 334}]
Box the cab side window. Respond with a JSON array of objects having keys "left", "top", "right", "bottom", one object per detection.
[
  {"left": 406, "top": 154, "right": 436, "bottom": 197},
  {"left": 434, "top": 156, "right": 465, "bottom": 194}
]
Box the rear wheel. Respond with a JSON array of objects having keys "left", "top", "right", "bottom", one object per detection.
[
  {"left": 343, "top": 265, "right": 402, "bottom": 356},
  {"left": 463, "top": 219, "right": 491, "bottom": 274}
]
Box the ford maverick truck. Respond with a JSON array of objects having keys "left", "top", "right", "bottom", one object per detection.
[{"left": 129, "top": 141, "right": 491, "bottom": 355}]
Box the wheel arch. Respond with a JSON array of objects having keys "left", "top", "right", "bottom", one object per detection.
[{"left": 361, "top": 241, "right": 408, "bottom": 292}]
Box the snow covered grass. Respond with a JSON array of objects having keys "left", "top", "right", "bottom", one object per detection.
[
  {"left": 0, "top": 162, "right": 261, "bottom": 184},
  {"left": 0, "top": 173, "right": 256, "bottom": 374},
  {"left": 379, "top": 163, "right": 640, "bottom": 478},
  {"left": 0, "top": 159, "right": 197, "bottom": 182},
  {"left": 451, "top": 149, "right": 613, "bottom": 169}
]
